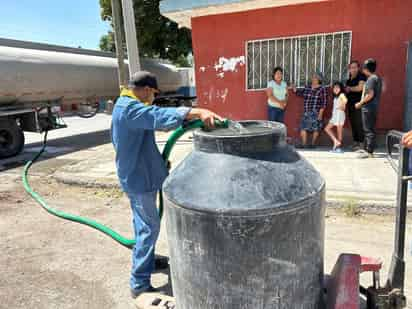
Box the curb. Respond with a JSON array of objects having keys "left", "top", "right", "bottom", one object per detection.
[
  {"left": 327, "top": 198, "right": 412, "bottom": 215},
  {"left": 53, "top": 172, "right": 412, "bottom": 215}
]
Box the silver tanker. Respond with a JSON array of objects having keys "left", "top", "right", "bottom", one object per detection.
[{"left": 0, "top": 38, "right": 190, "bottom": 158}]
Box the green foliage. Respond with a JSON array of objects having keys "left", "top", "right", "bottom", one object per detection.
[
  {"left": 100, "top": 0, "right": 113, "bottom": 21},
  {"left": 99, "top": 31, "right": 116, "bottom": 53},
  {"left": 99, "top": 0, "right": 192, "bottom": 64},
  {"left": 342, "top": 198, "right": 361, "bottom": 217},
  {"left": 174, "top": 54, "right": 191, "bottom": 67}
]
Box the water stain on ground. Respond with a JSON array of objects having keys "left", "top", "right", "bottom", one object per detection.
[{"left": 0, "top": 263, "right": 115, "bottom": 309}]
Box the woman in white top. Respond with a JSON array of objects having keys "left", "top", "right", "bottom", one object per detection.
[
  {"left": 265, "top": 67, "right": 288, "bottom": 123},
  {"left": 325, "top": 82, "right": 348, "bottom": 153}
]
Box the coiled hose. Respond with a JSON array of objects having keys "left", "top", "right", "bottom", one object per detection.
[{"left": 22, "top": 119, "right": 228, "bottom": 249}]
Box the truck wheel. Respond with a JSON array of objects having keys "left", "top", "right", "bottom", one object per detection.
[
  {"left": 0, "top": 119, "right": 25, "bottom": 158},
  {"left": 77, "top": 101, "right": 100, "bottom": 118}
]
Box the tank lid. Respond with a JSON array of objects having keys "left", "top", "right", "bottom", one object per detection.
[{"left": 194, "top": 120, "right": 286, "bottom": 155}]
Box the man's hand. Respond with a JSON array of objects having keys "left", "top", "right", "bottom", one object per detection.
[
  {"left": 186, "top": 108, "right": 224, "bottom": 128},
  {"left": 278, "top": 101, "right": 287, "bottom": 109},
  {"left": 266, "top": 88, "right": 279, "bottom": 105},
  {"left": 197, "top": 109, "right": 224, "bottom": 128},
  {"left": 402, "top": 130, "right": 412, "bottom": 149},
  {"left": 356, "top": 92, "right": 373, "bottom": 110}
]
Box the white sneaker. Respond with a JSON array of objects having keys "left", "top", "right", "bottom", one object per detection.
[{"left": 357, "top": 150, "right": 373, "bottom": 159}]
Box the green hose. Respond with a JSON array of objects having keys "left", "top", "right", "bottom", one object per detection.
[{"left": 22, "top": 119, "right": 228, "bottom": 249}]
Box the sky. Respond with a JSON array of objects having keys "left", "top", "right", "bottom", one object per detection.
[{"left": 0, "top": 1, "right": 111, "bottom": 50}]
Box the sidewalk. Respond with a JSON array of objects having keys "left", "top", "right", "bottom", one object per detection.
[
  {"left": 299, "top": 148, "right": 400, "bottom": 209},
  {"left": 52, "top": 132, "right": 192, "bottom": 188},
  {"left": 52, "top": 132, "right": 408, "bottom": 210}
]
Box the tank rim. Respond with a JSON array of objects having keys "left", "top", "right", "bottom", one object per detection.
[{"left": 194, "top": 120, "right": 285, "bottom": 138}]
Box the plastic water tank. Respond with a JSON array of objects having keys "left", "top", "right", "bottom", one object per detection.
[{"left": 163, "top": 120, "right": 325, "bottom": 309}]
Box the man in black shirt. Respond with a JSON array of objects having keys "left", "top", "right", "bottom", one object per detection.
[
  {"left": 355, "top": 58, "right": 383, "bottom": 158},
  {"left": 345, "top": 61, "right": 367, "bottom": 151}
]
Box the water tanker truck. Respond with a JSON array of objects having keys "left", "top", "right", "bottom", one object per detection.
[{"left": 0, "top": 37, "right": 192, "bottom": 158}]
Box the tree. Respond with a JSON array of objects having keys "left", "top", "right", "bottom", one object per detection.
[
  {"left": 99, "top": 31, "right": 116, "bottom": 52},
  {"left": 99, "top": 0, "right": 192, "bottom": 66}
]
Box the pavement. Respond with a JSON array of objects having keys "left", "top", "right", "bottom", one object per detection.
[
  {"left": 0, "top": 113, "right": 113, "bottom": 172},
  {"left": 31, "top": 114, "right": 408, "bottom": 211}
]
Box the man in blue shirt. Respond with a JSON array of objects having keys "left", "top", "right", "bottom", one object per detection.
[{"left": 111, "top": 71, "right": 222, "bottom": 298}]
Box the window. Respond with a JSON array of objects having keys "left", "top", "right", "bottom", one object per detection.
[{"left": 246, "top": 31, "right": 352, "bottom": 90}]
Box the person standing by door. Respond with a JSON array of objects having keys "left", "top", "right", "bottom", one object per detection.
[
  {"left": 266, "top": 67, "right": 288, "bottom": 123},
  {"left": 292, "top": 72, "right": 328, "bottom": 149},
  {"left": 325, "top": 82, "right": 348, "bottom": 153},
  {"left": 345, "top": 61, "right": 367, "bottom": 151},
  {"left": 355, "top": 58, "right": 382, "bottom": 158}
]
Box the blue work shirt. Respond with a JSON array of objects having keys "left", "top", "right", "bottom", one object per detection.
[{"left": 111, "top": 93, "right": 190, "bottom": 194}]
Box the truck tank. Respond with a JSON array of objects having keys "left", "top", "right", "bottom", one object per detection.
[{"left": 0, "top": 38, "right": 183, "bottom": 104}]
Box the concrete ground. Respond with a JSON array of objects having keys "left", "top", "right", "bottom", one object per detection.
[{"left": 0, "top": 114, "right": 411, "bottom": 308}]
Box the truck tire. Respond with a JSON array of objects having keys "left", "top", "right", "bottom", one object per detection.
[
  {"left": 0, "top": 119, "right": 25, "bottom": 158},
  {"left": 77, "top": 101, "right": 99, "bottom": 118}
]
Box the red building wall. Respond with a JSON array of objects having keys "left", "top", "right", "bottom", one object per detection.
[{"left": 191, "top": 0, "right": 412, "bottom": 139}]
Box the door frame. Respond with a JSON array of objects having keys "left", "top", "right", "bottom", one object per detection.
[{"left": 404, "top": 41, "right": 412, "bottom": 131}]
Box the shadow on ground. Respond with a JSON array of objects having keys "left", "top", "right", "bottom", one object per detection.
[{"left": 0, "top": 129, "right": 111, "bottom": 171}]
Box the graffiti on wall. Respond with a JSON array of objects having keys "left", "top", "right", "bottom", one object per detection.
[
  {"left": 202, "top": 87, "right": 229, "bottom": 105},
  {"left": 199, "top": 55, "right": 245, "bottom": 105},
  {"left": 198, "top": 56, "right": 245, "bottom": 78},
  {"left": 214, "top": 56, "right": 245, "bottom": 78}
]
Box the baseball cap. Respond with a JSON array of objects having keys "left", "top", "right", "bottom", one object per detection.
[{"left": 128, "top": 71, "right": 159, "bottom": 90}]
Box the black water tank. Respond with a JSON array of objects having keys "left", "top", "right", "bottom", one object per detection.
[{"left": 163, "top": 121, "right": 325, "bottom": 309}]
